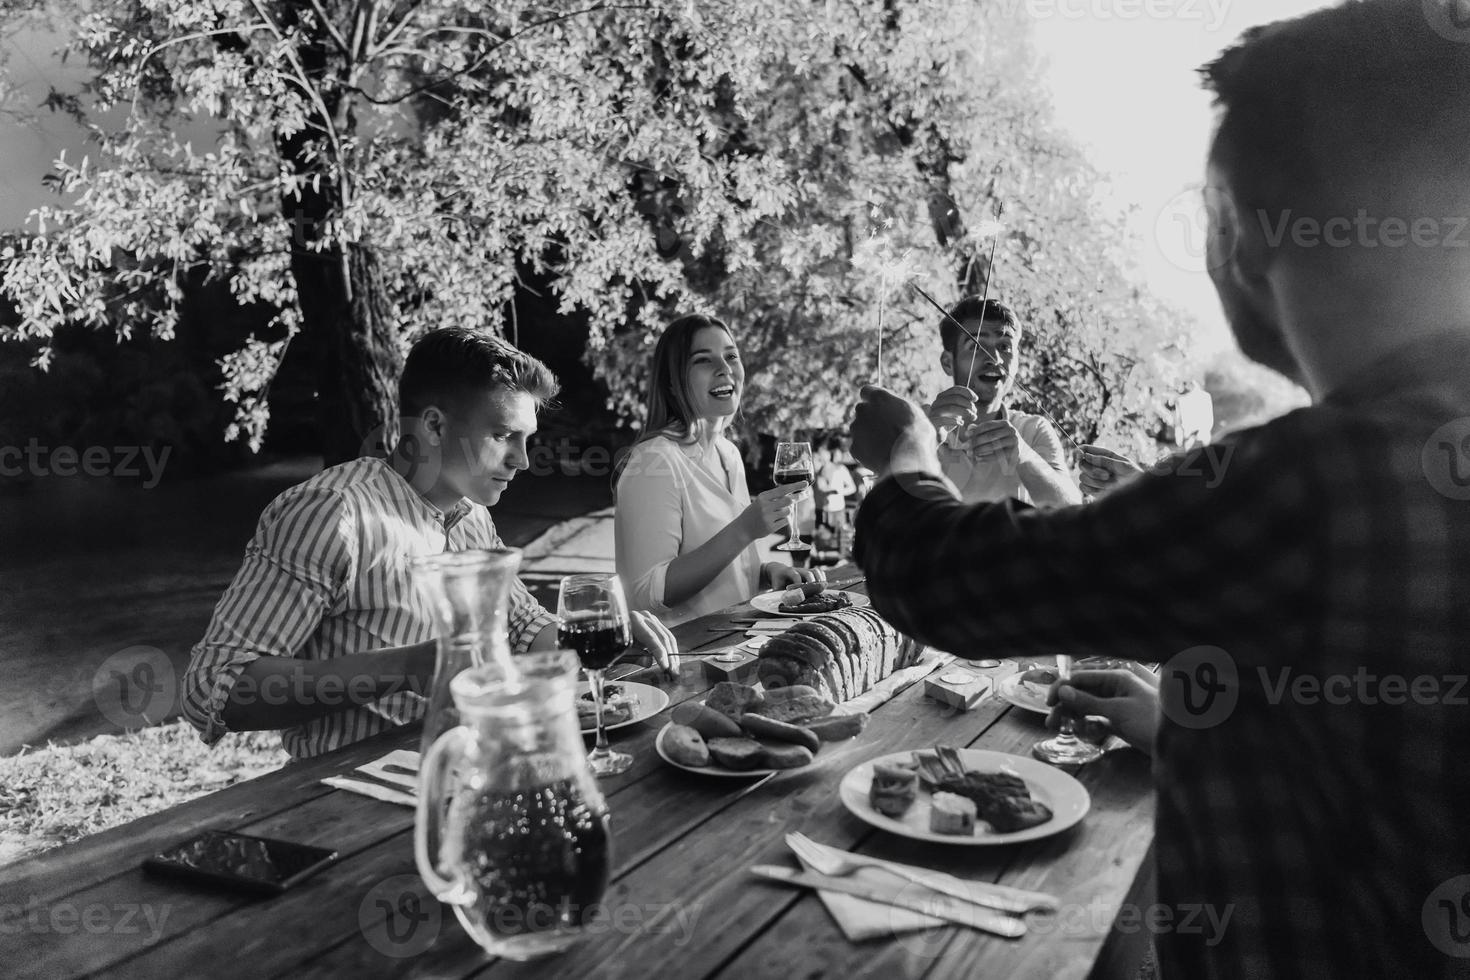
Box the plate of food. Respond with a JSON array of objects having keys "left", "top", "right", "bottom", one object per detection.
[
  {"left": 996, "top": 659, "right": 1137, "bottom": 715},
  {"left": 576, "top": 681, "right": 670, "bottom": 734},
  {"left": 655, "top": 681, "right": 869, "bottom": 777},
  {"left": 995, "top": 666, "right": 1056, "bottom": 715},
  {"left": 839, "top": 747, "right": 1089, "bottom": 845},
  {"left": 750, "top": 583, "right": 872, "bottom": 617}
]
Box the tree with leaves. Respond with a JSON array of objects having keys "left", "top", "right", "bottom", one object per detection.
[{"left": 1, "top": 0, "right": 1198, "bottom": 465}]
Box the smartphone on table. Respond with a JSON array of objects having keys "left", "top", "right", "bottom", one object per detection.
[{"left": 142, "top": 829, "right": 339, "bottom": 896}]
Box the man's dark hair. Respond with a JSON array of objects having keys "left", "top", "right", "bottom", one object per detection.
[
  {"left": 1200, "top": 0, "right": 1470, "bottom": 223},
  {"left": 939, "top": 297, "right": 1019, "bottom": 355},
  {"left": 399, "top": 327, "right": 559, "bottom": 416}
]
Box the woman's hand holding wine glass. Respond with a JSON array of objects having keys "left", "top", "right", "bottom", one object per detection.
[{"left": 742, "top": 483, "right": 807, "bottom": 538}]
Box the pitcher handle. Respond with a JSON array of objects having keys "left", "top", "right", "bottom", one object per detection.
[{"left": 414, "top": 725, "right": 474, "bottom": 906}]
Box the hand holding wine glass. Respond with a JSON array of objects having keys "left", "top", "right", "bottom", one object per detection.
[
  {"left": 557, "top": 574, "right": 635, "bottom": 777},
  {"left": 1032, "top": 655, "right": 1104, "bottom": 767},
  {"left": 771, "top": 441, "right": 814, "bottom": 553}
]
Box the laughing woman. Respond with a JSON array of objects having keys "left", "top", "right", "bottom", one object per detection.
[{"left": 615, "top": 315, "right": 821, "bottom": 626}]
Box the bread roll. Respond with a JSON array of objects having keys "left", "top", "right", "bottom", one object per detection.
[{"left": 663, "top": 725, "right": 710, "bottom": 767}]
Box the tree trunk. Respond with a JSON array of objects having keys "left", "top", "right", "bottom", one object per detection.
[
  {"left": 287, "top": 242, "right": 402, "bottom": 465},
  {"left": 275, "top": 34, "right": 402, "bottom": 467}
]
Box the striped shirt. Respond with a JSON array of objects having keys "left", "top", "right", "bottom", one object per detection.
[
  {"left": 856, "top": 331, "right": 1470, "bottom": 980},
  {"left": 181, "top": 457, "right": 556, "bottom": 759}
]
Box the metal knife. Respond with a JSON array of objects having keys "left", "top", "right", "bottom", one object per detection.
[
  {"left": 809, "top": 850, "right": 1057, "bottom": 914},
  {"left": 749, "top": 865, "right": 1027, "bottom": 938}
]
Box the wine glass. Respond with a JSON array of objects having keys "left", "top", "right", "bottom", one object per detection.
[
  {"left": 1031, "top": 655, "right": 1104, "bottom": 767},
  {"left": 771, "top": 441, "right": 814, "bottom": 553},
  {"left": 556, "top": 573, "right": 635, "bottom": 776}
]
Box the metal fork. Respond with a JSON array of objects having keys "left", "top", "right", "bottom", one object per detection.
[{"left": 784, "top": 832, "right": 1044, "bottom": 915}]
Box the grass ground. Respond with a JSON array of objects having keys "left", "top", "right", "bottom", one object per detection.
[{"left": 0, "top": 720, "right": 288, "bottom": 866}]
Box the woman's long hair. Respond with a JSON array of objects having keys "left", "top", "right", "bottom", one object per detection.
[{"left": 613, "top": 314, "right": 737, "bottom": 490}]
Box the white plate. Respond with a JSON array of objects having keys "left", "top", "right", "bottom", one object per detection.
[
  {"left": 749, "top": 590, "right": 872, "bottom": 618},
  {"left": 995, "top": 672, "right": 1052, "bottom": 716},
  {"left": 839, "top": 748, "right": 1090, "bottom": 845},
  {"left": 576, "top": 681, "right": 670, "bottom": 734},
  {"left": 654, "top": 722, "right": 792, "bottom": 778}
]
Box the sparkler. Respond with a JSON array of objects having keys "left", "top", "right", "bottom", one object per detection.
[
  {"left": 853, "top": 222, "right": 925, "bottom": 386},
  {"left": 964, "top": 203, "right": 1006, "bottom": 389},
  {"left": 909, "top": 280, "right": 1084, "bottom": 453}
]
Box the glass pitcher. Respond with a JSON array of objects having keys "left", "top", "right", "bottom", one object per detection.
[
  {"left": 414, "top": 652, "right": 613, "bottom": 960},
  {"left": 409, "top": 548, "right": 522, "bottom": 758}
]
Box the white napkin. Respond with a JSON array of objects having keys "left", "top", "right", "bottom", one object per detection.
[
  {"left": 321, "top": 749, "right": 422, "bottom": 805},
  {"left": 322, "top": 776, "right": 416, "bottom": 807},
  {"left": 795, "top": 853, "right": 945, "bottom": 939},
  {"left": 839, "top": 650, "right": 953, "bottom": 715},
  {"left": 356, "top": 749, "right": 420, "bottom": 789}
]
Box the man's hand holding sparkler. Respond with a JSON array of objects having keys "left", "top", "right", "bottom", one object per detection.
[
  {"left": 1077, "top": 444, "right": 1144, "bottom": 497},
  {"left": 926, "top": 385, "right": 980, "bottom": 444}
]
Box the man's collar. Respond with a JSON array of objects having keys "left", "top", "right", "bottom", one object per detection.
[{"left": 378, "top": 456, "right": 474, "bottom": 527}]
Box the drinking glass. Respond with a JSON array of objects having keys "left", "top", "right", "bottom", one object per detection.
[
  {"left": 556, "top": 574, "right": 635, "bottom": 776},
  {"left": 1032, "top": 655, "right": 1104, "bottom": 766},
  {"left": 771, "top": 441, "right": 814, "bottom": 553}
]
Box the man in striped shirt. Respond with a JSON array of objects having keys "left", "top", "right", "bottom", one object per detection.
[
  {"left": 851, "top": 3, "right": 1470, "bottom": 978},
  {"left": 182, "top": 328, "right": 677, "bottom": 759}
]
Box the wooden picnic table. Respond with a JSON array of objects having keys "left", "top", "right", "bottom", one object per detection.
[{"left": 0, "top": 576, "right": 1155, "bottom": 979}]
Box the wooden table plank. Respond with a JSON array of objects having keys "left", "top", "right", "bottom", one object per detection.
[
  {"left": 81, "top": 637, "right": 753, "bottom": 978},
  {"left": 466, "top": 682, "right": 1018, "bottom": 980},
  {"left": 280, "top": 659, "right": 968, "bottom": 979},
  {"left": 715, "top": 710, "right": 1154, "bottom": 980},
  {"left": 6, "top": 570, "right": 1157, "bottom": 980}
]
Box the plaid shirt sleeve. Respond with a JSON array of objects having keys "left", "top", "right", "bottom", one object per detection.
[{"left": 853, "top": 419, "right": 1318, "bottom": 663}]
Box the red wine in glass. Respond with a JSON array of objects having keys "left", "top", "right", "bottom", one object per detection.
[
  {"left": 556, "top": 617, "right": 633, "bottom": 672},
  {"left": 772, "top": 441, "right": 814, "bottom": 552},
  {"left": 556, "top": 574, "right": 636, "bottom": 776},
  {"left": 773, "top": 465, "right": 814, "bottom": 487}
]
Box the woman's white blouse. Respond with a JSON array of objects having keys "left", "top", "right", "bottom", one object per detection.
[{"left": 615, "top": 435, "right": 762, "bottom": 626}]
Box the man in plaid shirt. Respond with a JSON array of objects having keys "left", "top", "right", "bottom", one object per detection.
[{"left": 852, "top": 3, "right": 1470, "bottom": 978}]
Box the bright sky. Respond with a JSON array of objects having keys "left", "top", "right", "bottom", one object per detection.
[
  {"left": 3, "top": 1, "right": 1337, "bottom": 352},
  {"left": 1029, "top": 0, "right": 1336, "bottom": 352}
]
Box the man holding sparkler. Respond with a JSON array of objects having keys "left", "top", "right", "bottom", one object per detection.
[
  {"left": 850, "top": 3, "right": 1470, "bottom": 977},
  {"left": 926, "top": 297, "right": 1082, "bottom": 506}
]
